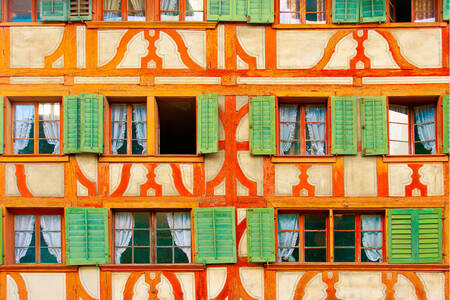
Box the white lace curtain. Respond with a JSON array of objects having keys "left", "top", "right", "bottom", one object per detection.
[
  {"left": 133, "top": 104, "right": 147, "bottom": 154},
  {"left": 414, "top": 105, "right": 436, "bottom": 154},
  {"left": 167, "top": 212, "right": 191, "bottom": 262},
  {"left": 111, "top": 105, "right": 127, "bottom": 154},
  {"left": 104, "top": 0, "right": 121, "bottom": 20},
  {"left": 305, "top": 105, "right": 326, "bottom": 155},
  {"left": 40, "top": 215, "right": 62, "bottom": 263},
  {"left": 129, "top": 0, "right": 145, "bottom": 20},
  {"left": 361, "top": 215, "right": 382, "bottom": 262},
  {"left": 277, "top": 214, "right": 298, "bottom": 262},
  {"left": 40, "top": 104, "right": 60, "bottom": 154},
  {"left": 280, "top": 105, "right": 298, "bottom": 154},
  {"left": 15, "top": 215, "right": 36, "bottom": 263},
  {"left": 13, "top": 105, "right": 34, "bottom": 154},
  {"left": 414, "top": 0, "right": 435, "bottom": 22},
  {"left": 115, "top": 212, "right": 134, "bottom": 263}
]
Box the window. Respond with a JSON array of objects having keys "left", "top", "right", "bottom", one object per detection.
[
  {"left": 279, "top": 102, "right": 327, "bottom": 155},
  {"left": 160, "top": 0, "right": 204, "bottom": 21},
  {"left": 13, "top": 102, "right": 61, "bottom": 155},
  {"left": 14, "top": 214, "right": 62, "bottom": 264},
  {"left": 114, "top": 211, "right": 191, "bottom": 264},
  {"left": 9, "top": 0, "right": 40, "bottom": 22},
  {"left": 279, "top": 0, "right": 327, "bottom": 24},
  {"left": 277, "top": 213, "right": 328, "bottom": 262},
  {"left": 388, "top": 103, "right": 436, "bottom": 155},
  {"left": 110, "top": 103, "right": 147, "bottom": 155},
  {"left": 334, "top": 214, "right": 383, "bottom": 263},
  {"left": 104, "top": 0, "right": 146, "bottom": 21},
  {"left": 389, "top": 0, "right": 436, "bottom": 22}
]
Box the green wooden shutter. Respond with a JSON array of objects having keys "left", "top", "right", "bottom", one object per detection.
[
  {"left": 331, "top": 96, "right": 357, "bottom": 154},
  {"left": 197, "top": 94, "right": 219, "bottom": 154},
  {"left": 234, "top": 0, "right": 248, "bottom": 21},
  {"left": 417, "top": 208, "right": 442, "bottom": 263},
  {"left": 0, "top": 96, "right": 4, "bottom": 155},
  {"left": 443, "top": 95, "right": 450, "bottom": 153},
  {"left": 63, "top": 95, "right": 81, "bottom": 154},
  {"left": 247, "top": 0, "right": 274, "bottom": 23},
  {"left": 360, "top": 96, "right": 387, "bottom": 155},
  {"left": 246, "top": 208, "right": 275, "bottom": 263},
  {"left": 194, "top": 207, "right": 236, "bottom": 264},
  {"left": 360, "top": 0, "right": 385, "bottom": 22},
  {"left": 444, "top": 0, "right": 450, "bottom": 21},
  {"left": 332, "top": 0, "right": 359, "bottom": 23},
  {"left": 40, "top": 0, "right": 68, "bottom": 21},
  {"left": 66, "top": 207, "right": 109, "bottom": 265},
  {"left": 69, "top": 0, "right": 92, "bottom": 21},
  {"left": 249, "top": 96, "right": 275, "bottom": 155},
  {"left": 80, "top": 94, "right": 103, "bottom": 153},
  {"left": 389, "top": 209, "right": 414, "bottom": 263},
  {"left": 207, "top": 0, "right": 233, "bottom": 21}
]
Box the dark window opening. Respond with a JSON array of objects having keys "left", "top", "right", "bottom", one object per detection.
[
  {"left": 157, "top": 98, "right": 196, "bottom": 155},
  {"left": 390, "top": 0, "right": 412, "bottom": 22}
]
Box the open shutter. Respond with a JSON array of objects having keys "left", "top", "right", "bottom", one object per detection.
[
  {"left": 331, "top": 96, "right": 357, "bottom": 154},
  {"left": 443, "top": 95, "right": 450, "bottom": 153},
  {"left": 389, "top": 209, "right": 414, "bottom": 263},
  {"left": 360, "top": 0, "right": 385, "bottom": 23},
  {"left": 332, "top": 0, "right": 359, "bottom": 23},
  {"left": 0, "top": 96, "right": 4, "bottom": 155},
  {"left": 197, "top": 94, "right": 219, "bottom": 154},
  {"left": 80, "top": 94, "right": 103, "bottom": 153},
  {"left": 207, "top": 0, "right": 233, "bottom": 21},
  {"left": 64, "top": 95, "right": 81, "bottom": 154},
  {"left": 40, "top": 0, "right": 68, "bottom": 21},
  {"left": 66, "top": 207, "right": 109, "bottom": 265},
  {"left": 249, "top": 96, "right": 275, "bottom": 155},
  {"left": 247, "top": 0, "right": 274, "bottom": 23},
  {"left": 247, "top": 208, "right": 275, "bottom": 262},
  {"left": 194, "top": 207, "right": 236, "bottom": 264},
  {"left": 416, "top": 208, "right": 442, "bottom": 263},
  {"left": 69, "top": 0, "right": 92, "bottom": 21},
  {"left": 360, "top": 96, "right": 387, "bottom": 155},
  {"left": 444, "top": 0, "right": 450, "bottom": 20}
]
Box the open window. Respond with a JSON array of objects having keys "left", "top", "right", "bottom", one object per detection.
[
  {"left": 389, "top": 0, "right": 437, "bottom": 22},
  {"left": 278, "top": 0, "right": 327, "bottom": 24},
  {"left": 9, "top": 0, "right": 41, "bottom": 22}
]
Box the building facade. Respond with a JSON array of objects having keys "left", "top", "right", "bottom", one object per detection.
[{"left": 0, "top": 0, "right": 448, "bottom": 299}]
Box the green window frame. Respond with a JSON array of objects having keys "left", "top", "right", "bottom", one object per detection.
[{"left": 247, "top": 208, "right": 275, "bottom": 262}]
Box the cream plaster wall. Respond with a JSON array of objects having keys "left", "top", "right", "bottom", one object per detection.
[{"left": 344, "top": 155, "right": 377, "bottom": 196}]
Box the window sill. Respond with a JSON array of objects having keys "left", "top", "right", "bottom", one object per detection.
[
  {"left": 86, "top": 21, "right": 217, "bottom": 29},
  {"left": 272, "top": 22, "right": 448, "bottom": 30},
  {"left": 100, "top": 264, "right": 205, "bottom": 272},
  {"left": 271, "top": 155, "right": 337, "bottom": 164},
  {"left": 266, "top": 262, "right": 449, "bottom": 272},
  {"left": 0, "top": 155, "right": 69, "bottom": 163},
  {"left": 382, "top": 155, "right": 448, "bottom": 163},
  {"left": 99, "top": 155, "right": 204, "bottom": 163},
  {"left": 0, "top": 264, "right": 77, "bottom": 272},
  {"left": 0, "top": 22, "right": 67, "bottom": 27}
]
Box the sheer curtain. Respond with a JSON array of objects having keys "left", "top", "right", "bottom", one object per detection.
[
  {"left": 133, "top": 104, "right": 147, "bottom": 154},
  {"left": 40, "top": 104, "right": 60, "bottom": 154},
  {"left": 128, "top": 0, "right": 145, "bottom": 20},
  {"left": 361, "top": 215, "right": 382, "bottom": 262},
  {"left": 280, "top": 0, "right": 300, "bottom": 24},
  {"left": 414, "top": 105, "right": 436, "bottom": 154},
  {"left": 414, "top": 0, "right": 435, "bottom": 22},
  {"left": 115, "top": 213, "right": 133, "bottom": 263},
  {"left": 305, "top": 105, "right": 326, "bottom": 155},
  {"left": 111, "top": 105, "right": 127, "bottom": 154},
  {"left": 104, "top": 0, "right": 121, "bottom": 20},
  {"left": 161, "top": 0, "right": 179, "bottom": 16},
  {"left": 15, "top": 215, "right": 36, "bottom": 263},
  {"left": 13, "top": 105, "right": 34, "bottom": 154},
  {"left": 167, "top": 212, "right": 191, "bottom": 262},
  {"left": 280, "top": 105, "right": 298, "bottom": 154},
  {"left": 40, "top": 215, "right": 62, "bottom": 263},
  {"left": 277, "top": 214, "right": 299, "bottom": 262}
]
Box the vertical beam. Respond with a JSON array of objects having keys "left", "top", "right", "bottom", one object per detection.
[{"left": 147, "top": 96, "right": 157, "bottom": 155}]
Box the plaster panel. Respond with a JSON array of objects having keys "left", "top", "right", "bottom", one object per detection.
[
  {"left": 335, "top": 272, "right": 384, "bottom": 300},
  {"left": 236, "top": 114, "right": 249, "bottom": 142},
  {"left": 394, "top": 274, "right": 417, "bottom": 300},
  {"left": 390, "top": 28, "right": 442, "bottom": 68},
  {"left": 10, "top": 27, "right": 64, "bottom": 68},
  {"left": 217, "top": 25, "right": 225, "bottom": 69},
  {"left": 214, "top": 179, "right": 226, "bottom": 195},
  {"left": 111, "top": 272, "right": 131, "bottom": 300},
  {"left": 6, "top": 275, "right": 19, "bottom": 300},
  {"left": 275, "top": 164, "right": 300, "bottom": 196},
  {"left": 419, "top": 163, "right": 444, "bottom": 196},
  {"left": 98, "top": 30, "right": 127, "bottom": 67},
  {"left": 156, "top": 32, "right": 187, "bottom": 69},
  {"left": 237, "top": 151, "right": 263, "bottom": 195},
  {"left": 238, "top": 228, "right": 248, "bottom": 257},
  {"left": 5, "top": 164, "right": 20, "bottom": 197},
  {"left": 416, "top": 272, "right": 445, "bottom": 300},
  {"left": 307, "top": 165, "right": 332, "bottom": 196},
  {"left": 236, "top": 26, "right": 265, "bottom": 69},
  {"left": 180, "top": 164, "right": 194, "bottom": 194},
  {"left": 237, "top": 76, "right": 353, "bottom": 85},
  {"left": 175, "top": 273, "right": 196, "bottom": 300},
  {"left": 133, "top": 274, "right": 151, "bottom": 300},
  {"left": 154, "top": 76, "right": 221, "bottom": 84},
  {"left": 22, "top": 273, "right": 66, "bottom": 300},
  {"left": 218, "top": 95, "right": 225, "bottom": 112},
  {"left": 239, "top": 267, "right": 264, "bottom": 300},
  {"left": 79, "top": 267, "right": 100, "bottom": 298},
  {"left": 277, "top": 31, "right": 336, "bottom": 69},
  {"left": 303, "top": 273, "right": 327, "bottom": 300},
  {"left": 10, "top": 77, "right": 65, "bottom": 84},
  {"left": 76, "top": 25, "right": 86, "bottom": 68},
  {"left": 364, "top": 30, "right": 399, "bottom": 69},
  {"left": 237, "top": 55, "right": 249, "bottom": 70},
  {"left": 363, "top": 76, "right": 450, "bottom": 85},
  {"left": 52, "top": 55, "right": 64, "bottom": 68},
  {"left": 325, "top": 33, "right": 357, "bottom": 70},
  {"left": 74, "top": 76, "right": 140, "bottom": 84},
  {"left": 236, "top": 96, "right": 248, "bottom": 112},
  {"left": 25, "top": 164, "right": 64, "bottom": 197},
  {"left": 207, "top": 267, "right": 227, "bottom": 299},
  {"left": 237, "top": 179, "right": 249, "bottom": 196},
  {"left": 237, "top": 208, "right": 247, "bottom": 223},
  {"left": 124, "top": 164, "right": 149, "bottom": 196},
  {"left": 177, "top": 30, "right": 206, "bottom": 68},
  {"left": 388, "top": 164, "right": 412, "bottom": 197},
  {"left": 76, "top": 153, "right": 98, "bottom": 182},
  {"left": 276, "top": 272, "right": 304, "bottom": 300},
  {"left": 157, "top": 274, "right": 175, "bottom": 300},
  {"left": 205, "top": 150, "right": 225, "bottom": 182},
  {"left": 110, "top": 164, "right": 124, "bottom": 194},
  {"left": 117, "top": 31, "right": 149, "bottom": 68},
  {"left": 155, "top": 164, "right": 179, "bottom": 196},
  {"left": 344, "top": 156, "right": 377, "bottom": 197}
]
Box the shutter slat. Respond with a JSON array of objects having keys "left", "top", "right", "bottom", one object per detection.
[
  {"left": 361, "top": 0, "right": 386, "bottom": 23},
  {"left": 360, "top": 96, "right": 387, "bottom": 155},
  {"left": 389, "top": 209, "right": 414, "bottom": 263},
  {"left": 249, "top": 96, "right": 276, "bottom": 155},
  {"left": 247, "top": 0, "right": 274, "bottom": 23},
  {"left": 207, "top": 0, "right": 233, "bottom": 21},
  {"left": 331, "top": 96, "right": 357, "bottom": 154},
  {"left": 443, "top": 95, "right": 450, "bottom": 153},
  {"left": 69, "top": 0, "right": 92, "bottom": 21},
  {"left": 64, "top": 95, "right": 81, "bottom": 154},
  {"left": 197, "top": 94, "right": 219, "bottom": 154},
  {"left": 247, "top": 208, "right": 275, "bottom": 262},
  {"left": 40, "top": 0, "right": 68, "bottom": 21},
  {"left": 417, "top": 208, "right": 442, "bottom": 263},
  {"left": 80, "top": 94, "right": 103, "bottom": 153},
  {"left": 332, "top": 0, "right": 359, "bottom": 23}
]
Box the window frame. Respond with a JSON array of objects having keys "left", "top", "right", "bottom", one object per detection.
[
  {"left": 7, "top": 0, "right": 40, "bottom": 22},
  {"left": 276, "top": 0, "right": 331, "bottom": 24},
  {"left": 112, "top": 209, "right": 194, "bottom": 264},
  {"left": 387, "top": 0, "right": 441, "bottom": 23}
]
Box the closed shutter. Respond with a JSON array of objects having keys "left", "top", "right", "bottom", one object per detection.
[
  {"left": 389, "top": 209, "right": 414, "bottom": 263},
  {"left": 197, "top": 94, "right": 219, "bottom": 154},
  {"left": 443, "top": 95, "right": 450, "bottom": 153},
  {"left": 249, "top": 96, "right": 276, "bottom": 155},
  {"left": 80, "top": 94, "right": 103, "bottom": 153},
  {"left": 360, "top": 96, "right": 387, "bottom": 155},
  {"left": 332, "top": 0, "right": 359, "bottom": 23},
  {"left": 0, "top": 96, "right": 4, "bottom": 155},
  {"left": 207, "top": 0, "right": 233, "bottom": 21},
  {"left": 40, "top": 0, "right": 68, "bottom": 21},
  {"left": 331, "top": 96, "right": 357, "bottom": 154},
  {"left": 63, "top": 95, "right": 81, "bottom": 154},
  {"left": 246, "top": 208, "right": 275, "bottom": 262},
  {"left": 69, "top": 0, "right": 92, "bottom": 21},
  {"left": 234, "top": 0, "right": 248, "bottom": 21},
  {"left": 66, "top": 207, "right": 109, "bottom": 265},
  {"left": 247, "top": 0, "right": 274, "bottom": 23},
  {"left": 417, "top": 208, "right": 442, "bottom": 263},
  {"left": 194, "top": 207, "right": 236, "bottom": 264},
  {"left": 444, "top": 0, "right": 450, "bottom": 21},
  {"left": 360, "top": 0, "right": 385, "bottom": 22}
]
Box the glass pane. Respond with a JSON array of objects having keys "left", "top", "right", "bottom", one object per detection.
[
  {"left": 185, "top": 0, "right": 203, "bottom": 21},
  {"left": 415, "top": 140, "right": 435, "bottom": 154},
  {"left": 161, "top": 0, "right": 179, "bottom": 21},
  {"left": 40, "top": 246, "right": 58, "bottom": 263},
  {"left": 132, "top": 104, "right": 147, "bottom": 121},
  {"left": 334, "top": 248, "right": 355, "bottom": 262},
  {"left": 361, "top": 249, "right": 382, "bottom": 262},
  {"left": 280, "top": 140, "right": 301, "bottom": 155},
  {"left": 334, "top": 215, "right": 355, "bottom": 230},
  {"left": 156, "top": 230, "right": 173, "bottom": 246},
  {"left": 185, "top": 11, "right": 203, "bottom": 21},
  {"left": 39, "top": 139, "right": 59, "bottom": 154},
  {"left": 39, "top": 231, "right": 61, "bottom": 247},
  {"left": 305, "top": 215, "right": 326, "bottom": 230},
  {"left": 389, "top": 141, "right": 409, "bottom": 155},
  {"left": 414, "top": 0, "right": 435, "bottom": 22},
  {"left": 14, "top": 121, "right": 34, "bottom": 139},
  {"left": 111, "top": 105, "right": 127, "bottom": 121},
  {"left": 156, "top": 213, "right": 170, "bottom": 228},
  {"left": 361, "top": 232, "right": 382, "bottom": 248},
  {"left": 306, "top": 0, "right": 326, "bottom": 23},
  {"left": 389, "top": 105, "right": 408, "bottom": 123},
  {"left": 157, "top": 248, "right": 172, "bottom": 263},
  {"left": 104, "top": 0, "right": 122, "bottom": 20},
  {"left": 305, "top": 232, "right": 326, "bottom": 247},
  {"left": 334, "top": 232, "right": 355, "bottom": 247},
  {"left": 279, "top": 0, "right": 301, "bottom": 24},
  {"left": 115, "top": 230, "right": 132, "bottom": 246},
  {"left": 39, "top": 103, "right": 60, "bottom": 121},
  {"left": 132, "top": 140, "right": 146, "bottom": 154},
  {"left": 15, "top": 105, "right": 35, "bottom": 121},
  {"left": 278, "top": 214, "right": 299, "bottom": 230},
  {"left": 17, "top": 247, "right": 36, "bottom": 263},
  {"left": 133, "top": 213, "right": 150, "bottom": 229},
  {"left": 118, "top": 247, "right": 132, "bottom": 263},
  {"left": 414, "top": 105, "right": 436, "bottom": 155},
  {"left": 128, "top": 0, "right": 145, "bottom": 21},
  {"left": 133, "top": 230, "right": 150, "bottom": 246},
  {"left": 305, "top": 140, "right": 326, "bottom": 155},
  {"left": 174, "top": 247, "right": 189, "bottom": 263},
  {"left": 11, "top": 0, "right": 32, "bottom": 22},
  {"left": 305, "top": 248, "right": 326, "bottom": 262},
  {"left": 389, "top": 123, "right": 408, "bottom": 141},
  {"left": 361, "top": 215, "right": 382, "bottom": 231},
  {"left": 134, "top": 247, "right": 150, "bottom": 263}
]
